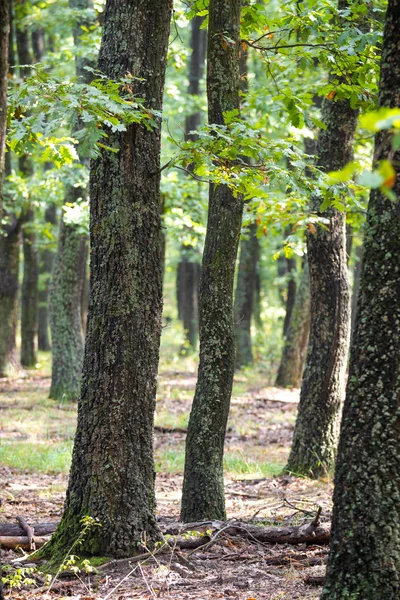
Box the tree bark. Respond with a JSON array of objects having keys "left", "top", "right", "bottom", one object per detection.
[
  {"left": 181, "top": 0, "right": 242, "bottom": 522},
  {"left": 285, "top": 1, "right": 356, "bottom": 477},
  {"left": 20, "top": 205, "right": 39, "bottom": 367},
  {"left": 46, "top": 0, "right": 172, "bottom": 559},
  {"left": 38, "top": 204, "right": 57, "bottom": 351},
  {"left": 176, "top": 15, "right": 206, "bottom": 350},
  {"left": 234, "top": 222, "right": 260, "bottom": 368},
  {"left": 276, "top": 259, "right": 310, "bottom": 388},
  {"left": 0, "top": 0, "right": 9, "bottom": 220},
  {"left": 282, "top": 255, "right": 297, "bottom": 338},
  {"left": 16, "top": 18, "right": 38, "bottom": 368},
  {"left": 322, "top": 2, "right": 400, "bottom": 597},
  {"left": 49, "top": 0, "right": 93, "bottom": 399}
]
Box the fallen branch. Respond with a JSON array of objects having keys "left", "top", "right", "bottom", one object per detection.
[
  {"left": 305, "top": 575, "right": 326, "bottom": 586},
  {"left": 16, "top": 517, "right": 35, "bottom": 551},
  {"left": 154, "top": 425, "right": 187, "bottom": 434},
  {"left": 0, "top": 522, "right": 58, "bottom": 537},
  {"left": 0, "top": 535, "right": 47, "bottom": 550}
]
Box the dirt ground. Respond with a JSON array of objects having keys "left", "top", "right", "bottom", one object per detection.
[{"left": 0, "top": 369, "right": 332, "bottom": 599}]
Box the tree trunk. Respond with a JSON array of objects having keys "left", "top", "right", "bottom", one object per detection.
[
  {"left": 176, "top": 15, "right": 206, "bottom": 350},
  {"left": 350, "top": 241, "right": 363, "bottom": 337},
  {"left": 49, "top": 0, "right": 94, "bottom": 399},
  {"left": 282, "top": 255, "right": 297, "bottom": 338},
  {"left": 0, "top": 0, "right": 9, "bottom": 220},
  {"left": 180, "top": 0, "right": 242, "bottom": 522},
  {"left": 20, "top": 205, "right": 39, "bottom": 367},
  {"left": 38, "top": 204, "right": 57, "bottom": 351},
  {"left": 16, "top": 16, "right": 38, "bottom": 368},
  {"left": 234, "top": 222, "right": 259, "bottom": 368},
  {"left": 49, "top": 216, "right": 86, "bottom": 400},
  {"left": 322, "top": 3, "right": 400, "bottom": 596},
  {"left": 285, "top": 1, "right": 357, "bottom": 477},
  {"left": 46, "top": 0, "right": 172, "bottom": 559},
  {"left": 276, "top": 260, "right": 310, "bottom": 388},
  {"left": 177, "top": 256, "right": 201, "bottom": 350},
  {"left": 0, "top": 210, "right": 21, "bottom": 377}
]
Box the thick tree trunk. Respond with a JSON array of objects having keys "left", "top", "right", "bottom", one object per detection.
[
  {"left": 181, "top": 0, "right": 242, "bottom": 522},
  {"left": 276, "top": 260, "right": 310, "bottom": 388},
  {"left": 285, "top": 1, "right": 356, "bottom": 477},
  {"left": 176, "top": 15, "right": 206, "bottom": 349},
  {"left": 46, "top": 0, "right": 172, "bottom": 559},
  {"left": 38, "top": 204, "right": 57, "bottom": 351},
  {"left": 322, "top": 3, "right": 400, "bottom": 596},
  {"left": 0, "top": 0, "right": 9, "bottom": 220},
  {"left": 234, "top": 222, "right": 259, "bottom": 368},
  {"left": 49, "top": 0, "right": 93, "bottom": 399},
  {"left": 20, "top": 205, "right": 39, "bottom": 367}
]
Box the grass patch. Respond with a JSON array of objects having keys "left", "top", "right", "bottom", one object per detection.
[{"left": 0, "top": 441, "right": 73, "bottom": 474}]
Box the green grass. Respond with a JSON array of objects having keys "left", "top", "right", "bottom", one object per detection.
[{"left": 0, "top": 441, "right": 73, "bottom": 474}]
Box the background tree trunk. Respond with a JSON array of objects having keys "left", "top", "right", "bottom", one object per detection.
[
  {"left": 234, "top": 222, "right": 259, "bottom": 368},
  {"left": 16, "top": 16, "right": 38, "bottom": 368},
  {"left": 276, "top": 260, "right": 310, "bottom": 388},
  {"left": 0, "top": 0, "right": 9, "bottom": 220},
  {"left": 49, "top": 0, "right": 93, "bottom": 399},
  {"left": 285, "top": 0, "right": 357, "bottom": 477},
  {"left": 38, "top": 204, "right": 57, "bottom": 351},
  {"left": 181, "top": 0, "right": 242, "bottom": 523},
  {"left": 322, "top": 2, "right": 400, "bottom": 596},
  {"left": 176, "top": 15, "right": 206, "bottom": 350},
  {"left": 47, "top": 0, "right": 172, "bottom": 559}
]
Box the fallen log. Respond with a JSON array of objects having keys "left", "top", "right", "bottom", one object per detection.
[
  {"left": 163, "top": 520, "right": 331, "bottom": 545},
  {"left": 0, "top": 536, "right": 47, "bottom": 550},
  {"left": 16, "top": 517, "right": 35, "bottom": 551},
  {"left": 0, "top": 523, "right": 58, "bottom": 537}
]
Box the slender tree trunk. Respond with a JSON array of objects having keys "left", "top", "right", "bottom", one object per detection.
[
  {"left": 286, "top": 1, "right": 356, "bottom": 477},
  {"left": 282, "top": 255, "right": 297, "bottom": 338},
  {"left": 0, "top": 3, "right": 21, "bottom": 377},
  {"left": 20, "top": 205, "right": 38, "bottom": 367},
  {"left": 38, "top": 204, "right": 57, "bottom": 351},
  {"left": 0, "top": 206, "right": 21, "bottom": 376},
  {"left": 16, "top": 15, "right": 39, "bottom": 368},
  {"left": 234, "top": 222, "right": 259, "bottom": 368},
  {"left": 181, "top": 0, "right": 242, "bottom": 522},
  {"left": 49, "top": 0, "right": 93, "bottom": 399},
  {"left": 276, "top": 260, "right": 310, "bottom": 388},
  {"left": 176, "top": 15, "right": 206, "bottom": 349},
  {"left": 322, "top": 3, "right": 400, "bottom": 596},
  {"left": 350, "top": 241, "right": 363, "bottom": 336},
  {"left": 0, "top": 0, "right": 9, "bottom": 220},
  {"left": 46, "top": 0, "right": 172, "bottom": 559},
  {"left": 49, "top": 215, "right": 86, "bottom": 400},
  {"left": 234, "top": 46, "right": 260, "bottom": 369}
]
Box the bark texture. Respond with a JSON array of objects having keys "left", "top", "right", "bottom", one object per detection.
[
  {"left": 181, "top": 0, "right": 242, "bottom": 522},
  {"left": 20, "top": 206, "right": 39, "bottom": 367},
  {"left": 0, "top": 0, "right": 9, "bottom": 219},
  {"left": 49, "top": 216, "right": 86, "bottom": 400},
  {"left": 234, "top": 222, "right": 259, "bottom": 368},
  {"left": 16, "top": 23, "right": 38, "bottom": 368},
  {"left": 276, "top": 260, "right": 310, "bottom": 388},
  {"left": 47, "top": 0, "right": 172, "bottom": 558},
  {"left": 322, "top": 2, "right": 400, "bottom": 597},
  {"left": 38, "top": 204, "right": 57, "bottom": 351},
  {"left": 285, "top": 0, "right": 356, "bottom": 477},
  {"left": 49, "top": 0, "right": 93, "bottom": 399},
  {"left": 0, "top": 212, "right": 21, "bottom": 376}
]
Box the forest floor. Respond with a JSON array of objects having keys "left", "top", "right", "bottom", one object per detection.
[{"left": 0, "top": 351, "right": 332, "bottom": 600}]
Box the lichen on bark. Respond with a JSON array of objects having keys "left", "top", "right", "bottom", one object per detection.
[
  {"left": 322, "top": 1, "right": 400, "bottom": 597},
  {"left": 46, "top": 0, "right": 172, "bottom": 559},
  {"left": 181, "top": 0, "right": 242, "bottom": 522}
]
